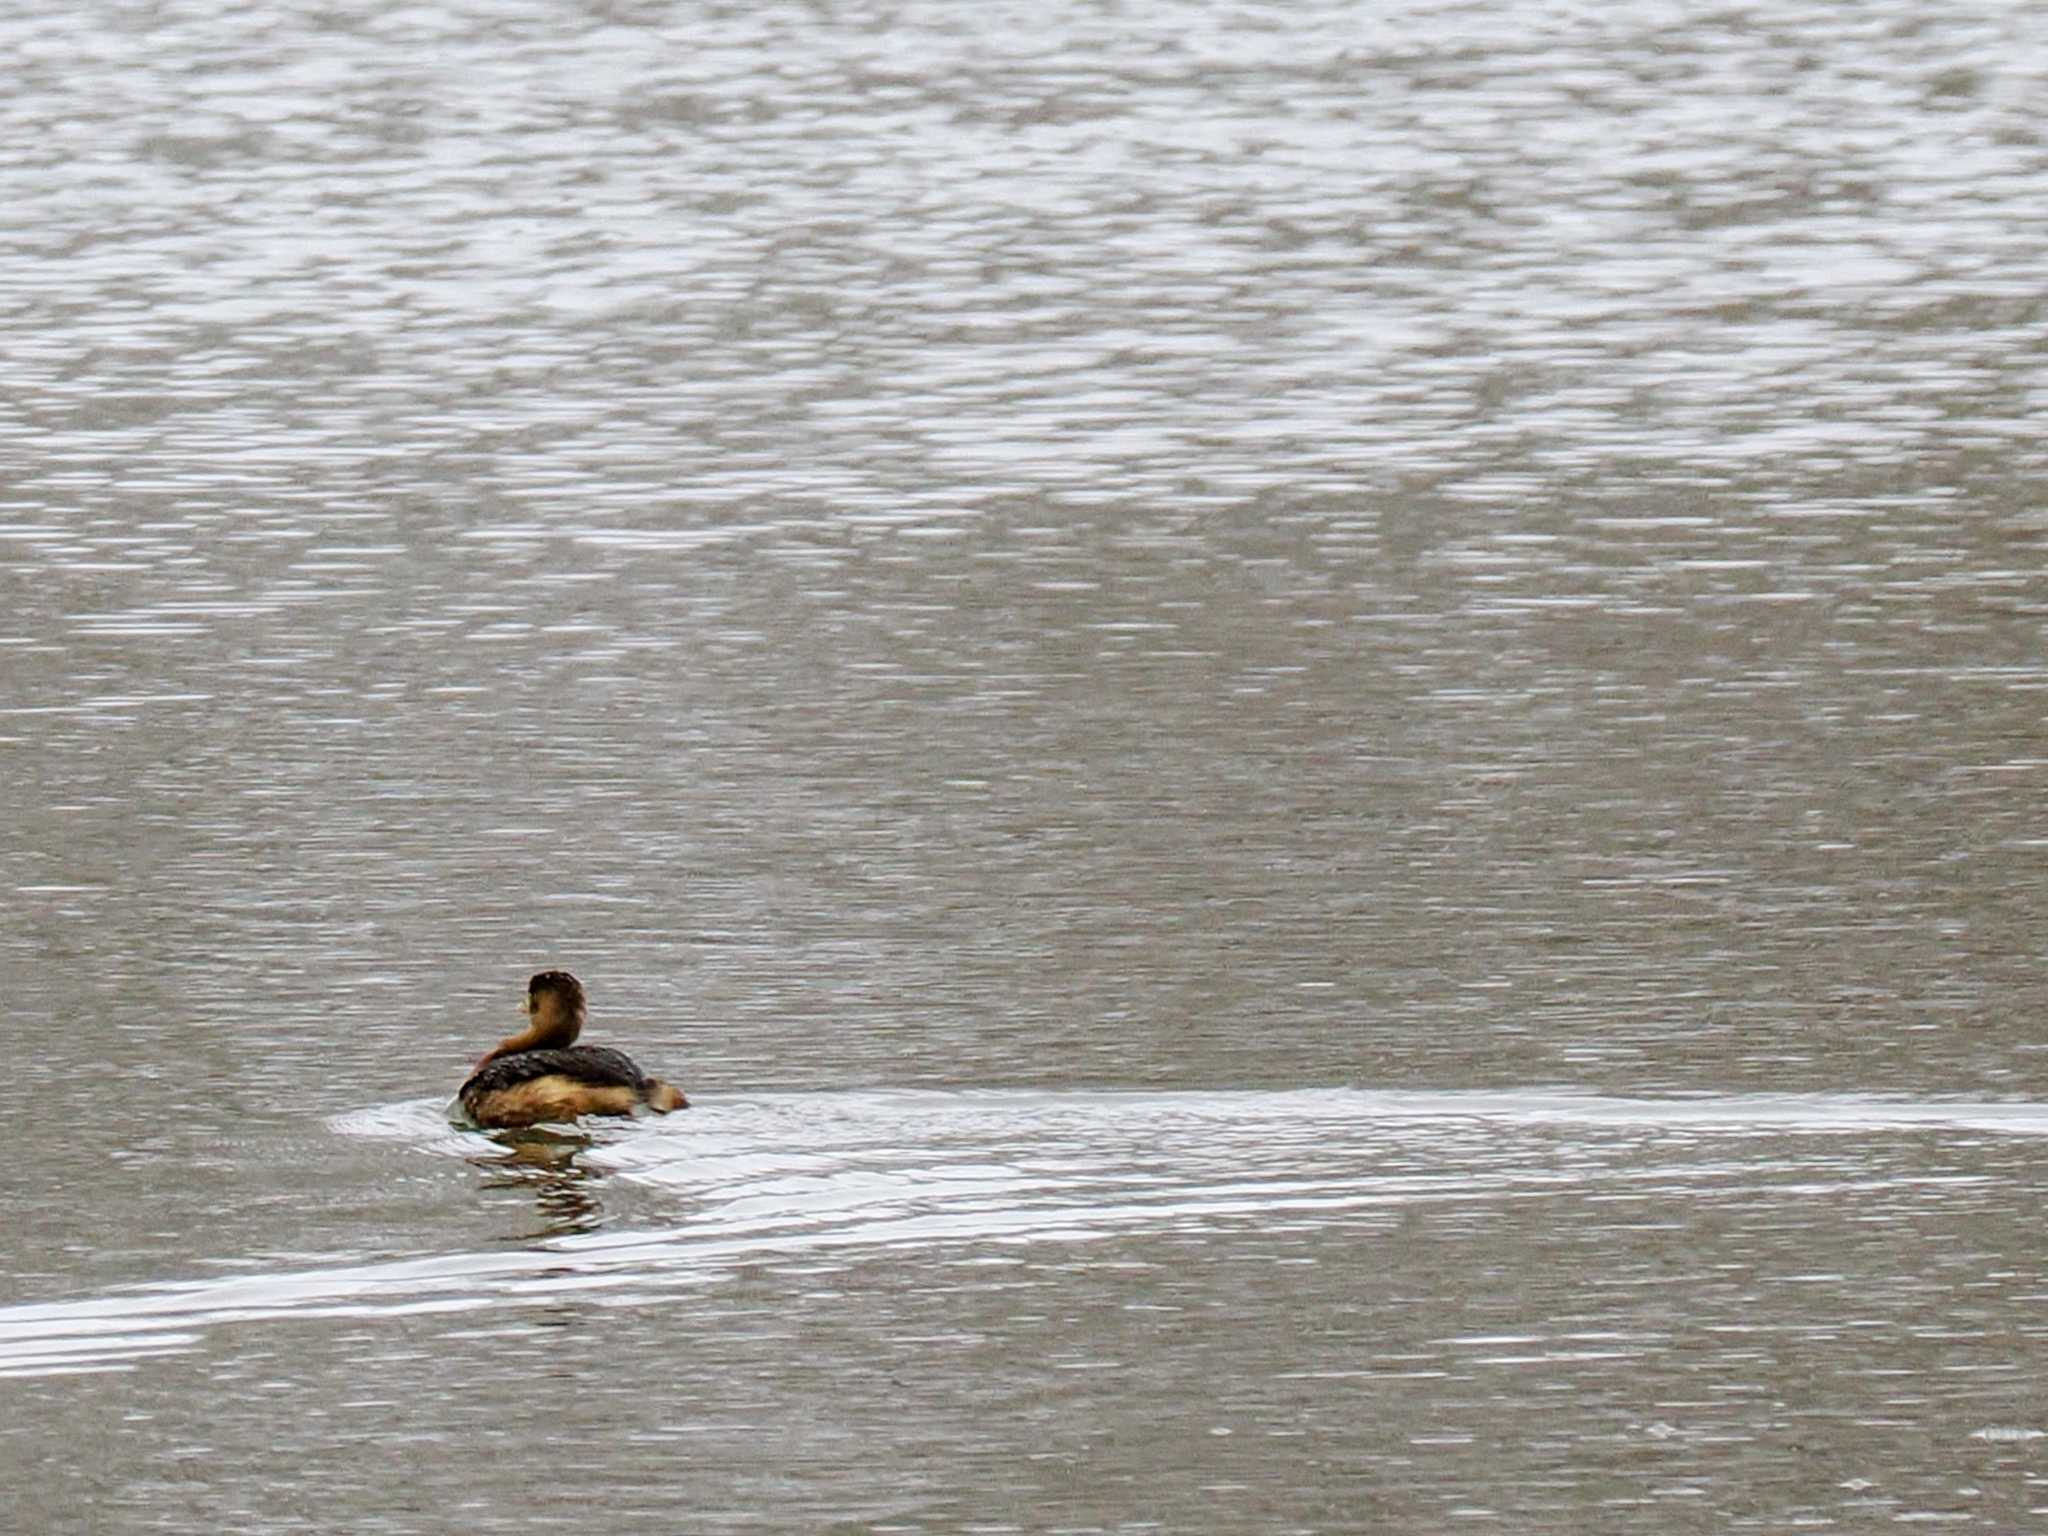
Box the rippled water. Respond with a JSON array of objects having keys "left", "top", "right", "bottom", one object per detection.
[
  {"left": 14, "top": 1089, "right": 2048, "bottom": 1529},
  {"left": 5, "top": 0, "right": 2048, "bottom": 1529}
]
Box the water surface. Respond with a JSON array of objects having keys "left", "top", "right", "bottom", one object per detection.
[{"left": 5, "top": 0, "right": 2048, "bottom": 1529}]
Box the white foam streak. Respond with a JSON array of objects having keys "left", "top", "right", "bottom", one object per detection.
[{"left": 5, "top": 1088, "right": 2044, "bottom": 1378}]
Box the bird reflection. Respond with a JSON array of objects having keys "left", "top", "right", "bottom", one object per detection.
[{"left": 467, "top": 1127, "right": 607, "bottom": 1239}]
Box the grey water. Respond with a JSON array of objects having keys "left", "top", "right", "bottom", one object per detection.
[{"left": 5, "top": 0, "right": 2048, "bottom": 1529}]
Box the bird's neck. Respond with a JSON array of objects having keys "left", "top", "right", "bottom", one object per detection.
[{"left": 487, "top": 1006, "right": 583, "bottom": 1060}]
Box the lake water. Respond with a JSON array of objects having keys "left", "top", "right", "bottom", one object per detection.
[{"left": 5, "top": 0, "right": 2048, "bottom": 1529}]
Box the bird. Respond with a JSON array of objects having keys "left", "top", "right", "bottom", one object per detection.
[{"left": 457, "top": 970, "right": 688, "bottom": 1129}]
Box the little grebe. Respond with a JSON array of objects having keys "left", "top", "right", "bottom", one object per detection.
[{"left": 458, "top": 970, "right": 688, "bottom": 1129}]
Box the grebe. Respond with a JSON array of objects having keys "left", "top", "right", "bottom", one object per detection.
[{"left": 457, "top": 970, "right": 688, "bottom": 1129}]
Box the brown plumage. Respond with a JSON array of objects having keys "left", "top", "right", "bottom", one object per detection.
[{"left": 458, "top": 970, "right": 688, "bottom": 1129}]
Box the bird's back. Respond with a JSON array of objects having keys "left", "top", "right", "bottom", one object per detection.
[{"left": 459, "top": 1045, "right": 649, "bottom": 1100}]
